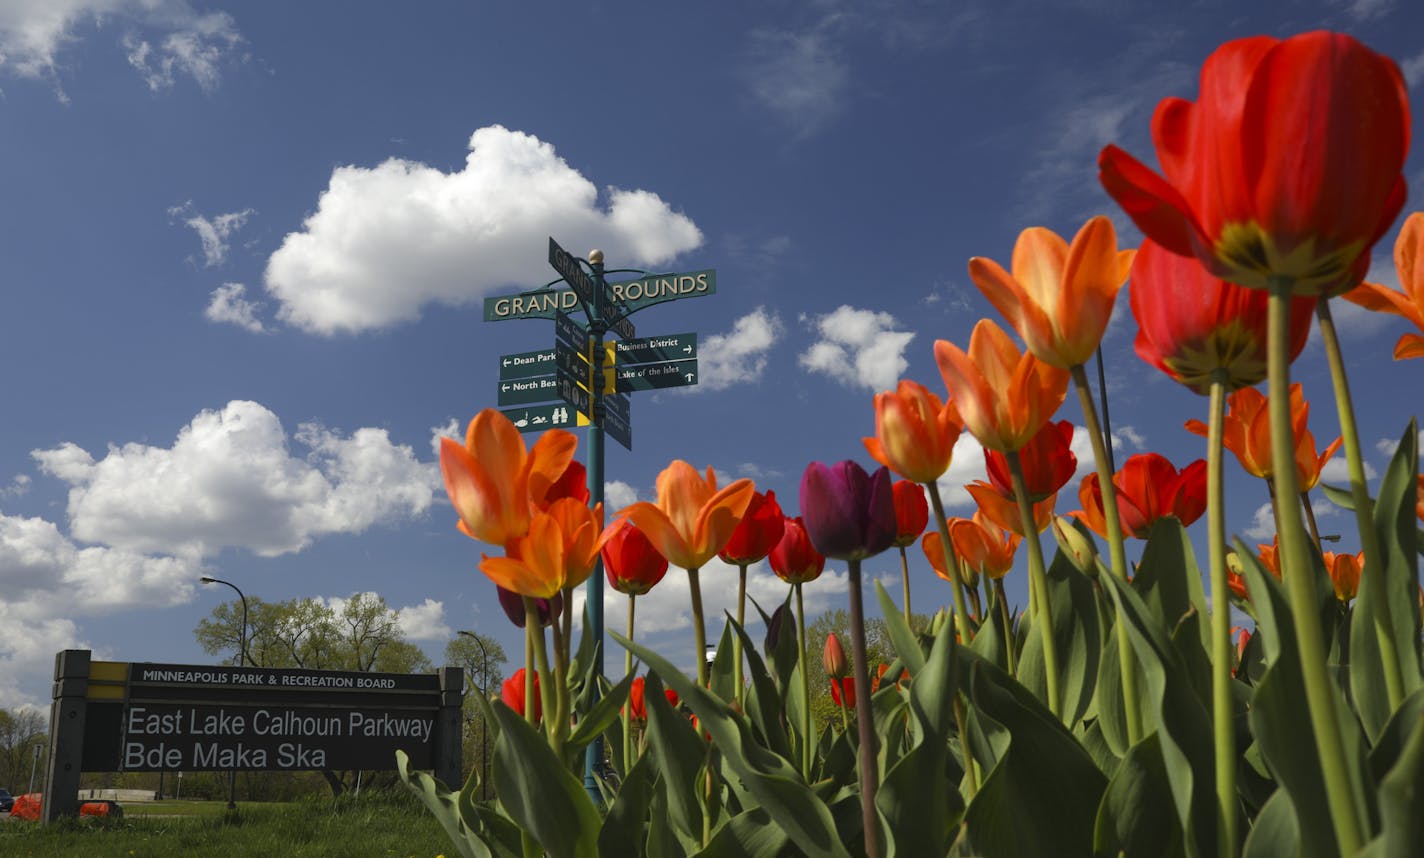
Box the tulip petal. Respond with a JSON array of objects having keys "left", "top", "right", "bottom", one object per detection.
[{"left": 621, "top": 502, "right": 694, "bottom": 570}]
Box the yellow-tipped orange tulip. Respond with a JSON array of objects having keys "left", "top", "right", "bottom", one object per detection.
[
  {"left": 863, "top": 380, "right": 963, "bottom": 483},
  {"left": 619, "top": 461, "right": 755, "bottom": 569},
  {"left": 1185, "top": 382, "right": 1339, "bottom": 487},
  {"left": 947, "top": 512, "right": 1020, "bottom": 580},
  {"left": 479, "top": 497, "right": 608, "bottom": 598},
  {"left": 935, "top": 319, "right": 1069, "bottom": 453},
  {"left": 1344, "top": 211, "right": 1424, "bottom": 360},
  {"left": 965, "top": 481, "right": 1056, "bottom": 537},
  {"left": 968, "top": 216, "right": 1135, "bottom": 369},
  {"left": 440, "top": 409, "right": 578, "bottom": 547}
]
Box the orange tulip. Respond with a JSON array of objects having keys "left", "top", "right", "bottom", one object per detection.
[
  {"left": 1100, "top": 32, "right": 1409, "bottom": 297},
  {"left": 1258, "top": 539, "right": 1281, "bottom": 578},
  {"left": 619, "top": 461, "right": 755, "bottom": 570},
  {"left": 440, "top": 409, "right": 578, "bottom": 547},
  {"left": 1185, "top": 383, "right": 1340, "bottom": 487},
  {"left": 946, "top": 512, "right": 1019, "bottom": 580},
  {"left": 1344, "top": 211, "right": 1424, "bottom": 361},
  {"left": 965, "top": 480, "right": 1056, "bottom": 537},
  {"left": 479, "top": 497, "right": 607, "bottom": 599},
  {"left": 1324, "top": 550, "right": 1364, "bottom": 602},
  {"left": 968, "top": 216, "right": 1135, "bottom": 369},
  {"left": 863, "top": 380, "right": 963, "bottom": 483},
  {"left": 935, "top": 319, "right": 1069, "bottom": 453}
]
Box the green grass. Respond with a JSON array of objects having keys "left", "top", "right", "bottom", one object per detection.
[{"left": 0, "top": 792, "right": 454, "bottom": 858}]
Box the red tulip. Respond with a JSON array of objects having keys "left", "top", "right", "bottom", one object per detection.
[
  {"left": 1076, "top": 453, "right": 1206, "bottom": 539},
  {"left": 719, "top": 489, "right": 786, "bottom": 565},
  {"left": 602, "top": 519, "right": 669, "bottom": 596},
  {"left": 984, "top": 420, "right": 1077, "bottom": 503},
  {"left": 829, "top": 676, "right": 856, "bottom": 708},
  {"left": 823, "top": 633, "right": 849, "bottom": 679},
  {"left": 626, "top": 675, "right": 680, "bottom": 721},
  {"left": 1100, "top": 32, "right": 1410, "bottom": 297},
  {"left": 501, "top": 668, "right": 540, "bottom": 721},
  {"left": 890, "top": 480, "right": 929, "bottom": 548},
  {"left": 768, "top": 516, "right": 826, "bottom": 585},
  {"left": 1131, "top": 240, "right": 1315, "bottom": 394}
]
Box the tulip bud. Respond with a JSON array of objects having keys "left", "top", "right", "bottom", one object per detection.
[
  {"left": 823, "top": 633, "right": 848, "bottom": 679},
  {"left": 497, "top": 584, "right": 563, "bottom": 628},
  {"left": 1052, "top": 516, "right": 1099, "bottom": 576}
]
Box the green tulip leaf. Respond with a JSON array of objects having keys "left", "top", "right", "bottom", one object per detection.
[
  {"left": 397, "top": 749, "right": 490, "bottom": 858},
  {"left": 597, "top": 751, "right": 657, "bottom": 858},
  {"left": 1242, "top": 789, "right": 1299, "bottom": 858},
  {"left": 876, "top": 580, "right": 926, "bottom": 675},
  {"left": 1014, "top": 549, "right": 1101, "bottom": 726},
  {"left": 643, "top": 671, "right": 711, "bottom": 849},
  {"left": 567, "top": 670, "right": 634, "bottom": 756},
  {"left": 489, "top": 703, "right": 603, "bottom": 858},
  {"left": 725, "top": 614, "right": 793, "bottom": 761},
  {"left": 618, "top": 632, "right": 854, "bottom": 858},
  {"left": 1093, "top": 732, "right": 1185, "bottom": 858},
  {"left": 694, "top": 806, "right": 791, "bottom": 857}
]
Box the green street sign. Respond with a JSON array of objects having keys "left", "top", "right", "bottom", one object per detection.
[
  {"left": 483, "top": 270, "right": 714, "bottom": 326},
  {"left": 498, "top": 348, "right": 556, "bottom": 380},
  {"left": 497, "top": 375, "right": 561, "bottom": 406},
  {"left": 614, "top": 332, "right": 696, "bottom": 365},
  {"left": 554, "top": 311, "right": 590, "bottom": 355},
  {"left": 607, "top": 270, "right": 715, "bottom": 313},
  {"left": 604, "top": 391, "right": 630, "bottom": 423},
  {"left": 499, "top": 403, "right": 589, "bottom": 433},
  {"left": 556, "top": 371, "right": 591, "bottom": 416},
  {"left": 615, "top": 359, "right": 699, "bottom": 392},
  {"left": 602, "top": 407, "right": 632, "bottom": 451}
]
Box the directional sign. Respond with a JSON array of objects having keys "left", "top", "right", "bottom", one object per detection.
[
  {"left": 614, "top": 332, "right": 696, "bottom": 365},
  {"left": 555, "top": 342, "right": 612, "bottom": 392},
  {"left": 498, "top": 348, "right": 556, "bottom": 380},
  {"left": 556, "top": 372, "right": 591, "bottom": 417},
  {"left": 606, "top": 270, "right": 715, "bottom": 313},
  {"left": 603, "top": 391, "right": 630, "bottom": 423},
  {"left": 602, "top": 407, "right": 632, "bottom": 451},
  {"left": 483, "top": 270, "right": 715, "bottom": 324},
  {"left": 549, "top": 237, "right": 598, "bottom": 308},
  {"left": 554, "top": 310, "right": 590, "bottom": 355},
  {"left": 499, "top": 403, "right": 589, "bottom": 433},
  {"left": 498, "top": 375, "right": 561, "bottom": 406},
  {"left": 615, "top": 359, "right": 699, "bottom": 392}
]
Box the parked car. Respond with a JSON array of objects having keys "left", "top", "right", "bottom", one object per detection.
[{"left": 0, "top": 788, "right": 15, "bottom": 813}]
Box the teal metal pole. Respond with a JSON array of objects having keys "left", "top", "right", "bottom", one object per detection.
[{"left": 583, "top": 250, "right": 608, "bottom": 802}]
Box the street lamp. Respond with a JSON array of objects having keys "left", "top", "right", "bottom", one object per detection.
[
  {"left": 201, "top": 575, "right": 250, "bottom": 810},
  {"left": 457, "top": 630, "right": 492, "bottom": 800},
  {"left": 200, "top": 577, "right": 250, "bottom": 671}
]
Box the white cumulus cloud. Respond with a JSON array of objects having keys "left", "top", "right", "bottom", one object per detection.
[
  {"left": 694, "top": 307, "right": 782, "bottom": 392},
  {"left": 33, "top": 400, "right": 437, "bottom": 558},
  {"left": 799, "top": 306, "right": 914, "bottom": 391},
  {"left": 396, "top": 598, "right": 450, "bottom": 642},
  {"left": 264, "top": 126, "right": 703, "bottom": 335},
  {"left": 205, "top": 283, "right": 268, "bottom": 333}
]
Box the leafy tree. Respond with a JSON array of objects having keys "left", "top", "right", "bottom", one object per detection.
[
  {"left": 444, "top": 631, "right": 508, "bottom": 799},
  {"left": 804, "top": 607, "right": 928, "bottom": 731},
  {"left": 0, "top": 707, "right": 46, "bottom": 792}
]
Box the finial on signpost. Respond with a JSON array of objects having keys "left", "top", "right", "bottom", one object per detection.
[{"left": 588, "top": 249, "right": 604, "bottom": 265}]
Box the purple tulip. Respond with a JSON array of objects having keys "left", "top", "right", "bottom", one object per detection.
[
  {"left": 799, "top": 461, "right": 896, "bottom": 561},
  {"left": 497, "top": 584, "right": 564, "bottom": 628}
]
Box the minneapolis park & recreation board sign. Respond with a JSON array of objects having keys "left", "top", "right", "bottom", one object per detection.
[{"left": 41, "top": 650, "right": 462, "bottom": 821}]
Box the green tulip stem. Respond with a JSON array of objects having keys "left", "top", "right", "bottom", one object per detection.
[
  {"left": 624, "top": 594, "right": 636, "bottom": 775},
  {"left": 845, "top": 557, "right": 883, "bottom": 858},
  {"left": 523, "top": 597, "right": 557, "bottom": 750},
  {"left": 1071, "top": 363, "right": 1142, "bottom": 743},
  {"left": 1206, "top": 371, "right": 1239, "bottom": 856},
  {"left": 1300, "top": 490, "right": 1324, "bottom": 549},
  {"left": 838, "top": 690, "right": 851, "bottom": 734},
  {"left": 796, "top": 581, "right": 813, "bottom": 781},
  {"left": 926, "top": 480, "right": 975, "bottom": 644},
  {"left": 687, "top": 566, "right": 709, "bottom": 688},
  {"left": 1317, "top": 298, "right": 1405, "bottom": 709},
  {"left": 523, "top": 608, "right": 536, "bottom": 727},
  {"left": 952, "top": 694, "right": 979, "bottom": 799},
  {"left": 734, "top": 563, "right": 748, "bottom": 704},
  {"left": 1007, "top": 450, "right": 1061, "bottom": 718},
  {"left": 1268, "top": 278, "right": 1364, "bottom": 854},
  {"left": 898, "top": 546, "right": 913, "bottom": 628},
  {"left": 994, "top": 578, "right": 1016, "bottom": 675}
]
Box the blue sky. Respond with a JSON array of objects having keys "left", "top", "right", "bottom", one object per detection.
[{"left": 2, "top": 0, "right": 1422, "bottom": 709}]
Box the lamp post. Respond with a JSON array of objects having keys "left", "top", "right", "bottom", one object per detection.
[
  {"left": 29, "top": 742, "right": 42, "bottom": 794},
  {"left": 201, "top": 575, "right": 250, "bottom": 810},
  {"left": 457, "top": 630, "right": 492, "bottom": 800}
]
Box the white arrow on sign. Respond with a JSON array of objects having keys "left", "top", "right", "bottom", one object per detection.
[
  {"left": 501, "top": 383, "right": 510, "bottom": 392},
  {"left": 503, "top": 358, "right": 511, "bottom": 367},
  {"left": 685, "top": 373, "right": 694, "bottom": 382}
]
